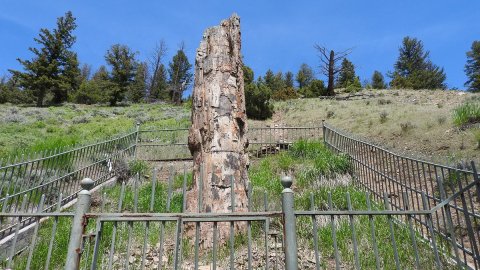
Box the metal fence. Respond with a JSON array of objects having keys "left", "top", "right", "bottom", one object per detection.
[
  {"left": 1, "top": 166, "right": 464, "bottom": 270},
  {"left": 323, "top": 122, "right": 480, "bottom": 269},
  {"left": 0, "top": 128, "right": 138, "bottom": 239},
  {"left": 136, "top": 124, "right": 323, "bottom": 161}
]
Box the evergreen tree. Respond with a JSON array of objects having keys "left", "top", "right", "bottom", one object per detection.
[
  {"left": 285, "top": 71, "right": 294, "bottom": 88},
  {"left": 10, "top": 11, "right": 80, "bottom": 106},
  {"left": 389, "top": 37, "right": 446, "bottom": 90},
  {"left": 371, "top": 71, "right": 387, "bottom": 89},
  {"left": 465, "top": 40, "right": 480, "bottom": 92},
  {"left": 243, "top": 66, "right": 273, "bottom": 120},
  {"left": 300, "top": 79, "right": 326, "bottom": 97},
  {"left": 264, "top": 69, "right": 276, "bottom": 90},
  {"left": 129, "top": 62, "right": 147, "bottom": 102},
  {"left": 0, "top": 75, "right": 32, "bottom": 104},
  {"left": 148, "top": 40, "right": 168, "bottom": 101},
  {"left": 296, "top": 63, "right": 314, "bottom": 89},
  {"left": 168, "top": 47, "right": 192, "bottom": 104},
  {"left": 149, "top": 64, "right": 168, "bottom": 100},
  {"left": 336, "top": 58, "right": 356, "bottom": 88},
  {"left": 73, "top": 66, "right": 111, "bottom": 104},
  {"left": 105, "top": 44, "right": 138, "bottom": 106}
]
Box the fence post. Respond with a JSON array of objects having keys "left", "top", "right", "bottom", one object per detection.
[
  {"left": 133, "top": 122, "right": 140, "bottom": 159},
  {"left": 322, "top": 120, "right": 326, "bottom": 144},
  {"left": 281, "top": 175, "right": 298, "bottom": 270},
  {"left": 65, "top": 178, "right": 94, "bottom": 270}
]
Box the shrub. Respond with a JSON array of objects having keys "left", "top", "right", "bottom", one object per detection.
[
  {"left": 400, "top": 122, "right": 415, "bottom": 133},
  {"left": 3, "top": 114, "right": 26, "bottom": 123},
  {"left": 245, "top": 82, "right": 274, "bottom": 120},
  {"left": 72, "top": 115, "right": 90, "bottom": 124},
  {"left": 299, "top": 80, "right": 326, "bottom": 97},
  {"left": 437, "top": 116, "right": 446, "bottom": 125},
  {"left": 474, "top": 131, "right": 480, "bottom": 149},
  {"left": 377, "top": 98, "right": 391, "bottom": 105},
  {"left": 326, "top": 111, "right": 335, "bottom": 119},
  {"left": 272, "top": 87, "right": 298, "bottom": 101},
  {"left": 452, "top": 102, "right": 480, "bottom": 127},
  {"left": 129, "top": 160, "right": 149, "bottom": 176},
  {"left": 379, "top": 111, "right": 388, "bottom": 123}
]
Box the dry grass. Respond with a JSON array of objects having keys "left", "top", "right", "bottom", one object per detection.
[{"left": 249, "top": 89, "right": 480, "bottom": 166}]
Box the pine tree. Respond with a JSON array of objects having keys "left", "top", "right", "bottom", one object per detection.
[
  {"left": 148, "top": 40, "right": 168, "bottom": 101},
  {"left": 129, "top": 62, "right": 147, "bottom": 103},
  {"left": 9, "top": 11, "right": 80, "bottom": 106},
  {"left": 168, "top": 47, "right": 192, "bottom": 105},
  {"left": 105, "top": 44, "right": 138, "bottom": 106},
  {"left": 390, "top": 37, "right": 446, "bottom": 90},
  {"left": 296, "top": 63, "right": 314, "bottom": 89},
  {"left": 73, "top": 66, "right": 111, "bottom": 104},
  {"left": 371, "top": 71, "right": 387, "bottom": 89},
  {"left": 465, "top": 40, "right": 480, "bottom": 92},
  {"left": 336, "top": 58, "right": 356, "bottom": 88},
  {"left": 285, "top": 71, "right": 294, "bottom": 88},
  {"left": 149, "top": 64, "right": 168, "bottom": 100},
  {"left": 243, "top": 65, "right": 273, "bottom": 120}
]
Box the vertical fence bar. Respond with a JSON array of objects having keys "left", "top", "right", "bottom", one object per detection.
[
  {"left": 65, "top": 178, "right": 94, "bottom": 270},
  {"left": 435, "top": 176, "right": 460, "bottom": 266},
  {"left": 421, "top": 192, "right": 442, "bottom": 269},
  {"left": 281, "top": 175, "right": 298, "bottom": 270},
  {"left": 383, "top": 193, "right": 400, "bottom": 270}
]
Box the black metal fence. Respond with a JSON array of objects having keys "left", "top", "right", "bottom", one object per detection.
[
  {"left": 0, "top": 167, "right": 459, "bottom": 270},
  {"left": 136, "top": 124, "right": 323, "bottom": 161},
  {"left": 0, "top": 129, "right": 137, "bottom": 238},
  {"left": 323, "top": 122, "right": 480, "bottom": 269}
]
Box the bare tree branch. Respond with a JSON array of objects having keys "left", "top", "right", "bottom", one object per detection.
[{"left": 314, "top": 44, "right": 354, "bottom": 96}]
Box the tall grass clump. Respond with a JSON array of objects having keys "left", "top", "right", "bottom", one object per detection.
[
  {"left": 453, "top": 102, "right": 480, "bottom": 127},
  {"left": 290, "top": 140, "right": 351, "bottom": 177}
]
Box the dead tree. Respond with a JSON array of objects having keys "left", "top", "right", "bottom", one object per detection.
[
  {"left": 186, "top": 14, "right": 249, "bottom": 248},
  {"left": 314, "top": 44, "right": 352, "bottom": 96},
  {"left": 147, "top": 40, "right": 167, "bottom": 100}
]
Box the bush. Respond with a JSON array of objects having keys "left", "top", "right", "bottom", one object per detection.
[
  {"left": 299, "top": 80, "right": 326, "bottom": 97},
  {"left": 379, "top": 111, "right": 388, "bottom": 123},
  {"left": 245, "top": 82, "right": 274, "bottom": 120},
  {"left": 400, "top": 122, "right": 415, "bottom": 133},
  {"left": 271, "top": 87, "right": 298, "bottom": 101},
  {"left": 452, "top": 102, "right": 480, "bottom": 127},
  {"left": 345, "top": 77, "right": 362, "bottom": 93}
]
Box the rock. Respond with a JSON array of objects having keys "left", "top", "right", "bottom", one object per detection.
[{"left": 186, "top": 14, "right": 249, "bottom": 248}]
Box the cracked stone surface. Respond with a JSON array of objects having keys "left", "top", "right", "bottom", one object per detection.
[{"left": 186, "top": 14, "right": 249, "bottom": 248}]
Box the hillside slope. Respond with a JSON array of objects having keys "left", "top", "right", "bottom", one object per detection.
[{"left": 250, "top": 89, "right": 480, "bottom": 166}]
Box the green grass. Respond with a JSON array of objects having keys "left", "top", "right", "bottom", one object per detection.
[
  {"left": 452, "top": 102, "right": 480, "bottom": 127},
  {"left": 0, "top": 103, "right": 191, "bottom": 160}
]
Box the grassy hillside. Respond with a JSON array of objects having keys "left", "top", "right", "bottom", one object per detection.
[
  {"left": 1, "top": 89, "right": 479, "bottom": 166},
  {"left": 0, "top": 103, "right": 190, "bottom": 159},
  {"left": 252, "top": 89, "right": 480, "bottom": 166}
]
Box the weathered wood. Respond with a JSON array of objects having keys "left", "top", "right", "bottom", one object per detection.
[{"left": 186, "top": 14, "right": 249, "bottom": 248}]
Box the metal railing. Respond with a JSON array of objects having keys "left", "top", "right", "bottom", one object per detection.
[
  {"left": 136, "top": 124, "right": 323, "bottom": 161},
  {"left": 323, "top": 122, "right": 480, "bottom": 269},
  {"left": 0, "top": 128, "right": 138, "bottom": 239},
  {"left": 1, "top": 166, "right": 464, "bottom": 270}
]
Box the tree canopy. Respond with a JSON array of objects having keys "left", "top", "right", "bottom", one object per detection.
[
  {"left": 465, "top": 40, "right": 480, "bottom": 92},
  {"left": 9, "top": 11, "right": 80, "bottom": 106},
  {"left": 389, "top": 37, "right": 446, "bottom": 90}
]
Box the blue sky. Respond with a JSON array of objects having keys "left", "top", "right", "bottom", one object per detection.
[{"left": 0, "top": 1, "right": 479, "bottom": 91}]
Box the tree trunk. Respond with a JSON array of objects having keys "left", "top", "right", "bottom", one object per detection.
[
  {"left": 327, "top": 50, "right": 336, "bottom": 96},
  {"left": 187, "top": 14, "right": 249, "bottom": 248}
]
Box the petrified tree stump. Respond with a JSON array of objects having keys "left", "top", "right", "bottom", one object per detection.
[{"left": 187, "top": 14, "right": 249, "bottom": 248}]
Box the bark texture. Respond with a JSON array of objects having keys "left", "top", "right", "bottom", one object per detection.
[{"left": 186, "top": 14, "right": 249, "bottom": 248}]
